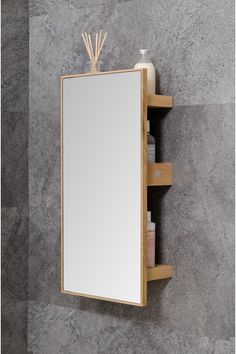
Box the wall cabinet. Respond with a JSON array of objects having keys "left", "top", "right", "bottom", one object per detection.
[{"left": 61, "top": 69, "right": 173, "bottom": 306}]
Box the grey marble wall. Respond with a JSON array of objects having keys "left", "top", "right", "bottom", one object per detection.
[
  {"left": 1, "top": 0, "right": 29, "bottom": 352},
  {"left": 27, "top": 0, "right": 234, "bottom": 353}
]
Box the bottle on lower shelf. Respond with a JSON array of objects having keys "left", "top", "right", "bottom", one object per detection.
[
  {"left": 147, "top": 120, "right": 156, "bottom": 163},
  {"left": 147, "top": 211, "right": 156, "bottom": 267}
]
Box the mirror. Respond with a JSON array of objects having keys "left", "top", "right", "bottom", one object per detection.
[{"left": 61, "top": 70, "right": 147, "bottom": 306}]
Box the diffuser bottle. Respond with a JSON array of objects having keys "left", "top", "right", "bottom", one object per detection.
[
  {"left": 147, "top": 120, "right": 155, "bottom": 163},
  {"left": 134, "top": 49, "right": 156, "bottom": 94},
  {"left": 147, "top": 211, "right": 155, "bottom": 267}
]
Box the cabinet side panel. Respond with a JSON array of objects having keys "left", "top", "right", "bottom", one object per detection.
[{"left": 141, "top": 69, "right": 148, "bottom": 306}]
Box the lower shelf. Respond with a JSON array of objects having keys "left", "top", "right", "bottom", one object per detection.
[{"left": 147, "top": 264, "right": 173, "bottom": 281}]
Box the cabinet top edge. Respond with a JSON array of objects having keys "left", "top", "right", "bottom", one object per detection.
[{"left": 61, "top": 68, "right": 146, "bottom": 80}]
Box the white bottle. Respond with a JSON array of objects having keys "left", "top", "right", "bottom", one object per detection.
[
  {"left": 134, "top": 49, "right": 156, "bottom": 94},
  {"left": 147, "top": 211, "right": 155, "bottom": 267},
  {"left": 147, "top": 120, "right": 155, "bottom": 163}
]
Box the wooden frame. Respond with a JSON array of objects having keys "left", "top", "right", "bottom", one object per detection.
[{"left": 61, "top": 69, "right": 148, "bottom": 306}]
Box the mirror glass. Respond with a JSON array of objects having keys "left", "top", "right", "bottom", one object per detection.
[{"left": 62, "top": 70, "right": 144, "bottom": 305}]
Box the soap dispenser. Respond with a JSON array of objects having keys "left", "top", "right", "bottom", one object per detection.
[{"left": 134, "top": 49, "right": 156, "bottom": 94}]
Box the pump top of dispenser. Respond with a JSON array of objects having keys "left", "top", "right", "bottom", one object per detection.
[
  {"left": 147, "top": 120, "right": 150, "bottom": 133},
  {"left": 137, "top": 49, "right": 151, "bottom": 63},
  {"left": 140, "top": 49, "right": 149, "bottom": 54},
  {"left": 147, "top": 211, "right": 152, "bottom": 222}
]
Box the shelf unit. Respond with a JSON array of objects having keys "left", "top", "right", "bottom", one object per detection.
[{"left": 147, "top": 94, "right": 173, "bottom": 282}]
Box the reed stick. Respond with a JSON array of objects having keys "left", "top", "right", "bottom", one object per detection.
[
  {"left": 95, "top": 32, "right": 107, "bottom": 61},
  {"left": 95, "top": 33, "right": 98, "bottom": 59},
  {"left": 81, "top": 33, "right": 92, "bottom": 61},
  {"left": 84, "top": 32, "right": 91, "bottom": 57},
  {"left": 98, "top": 30, "right": 102, "bottom": 54},
  {"left": 85, "top": 32, "right": 93, "bottom": 60},
  {"left": 88, "top": 34, "right": 95, "bottom": 60}
]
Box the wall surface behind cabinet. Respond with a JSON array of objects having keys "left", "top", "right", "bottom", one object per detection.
[
  {"left": 28, "top": 0, "right": 235, "bottom": 353},
  {"left": 1, "top": 0, "right": 29, "bottom": 352}
]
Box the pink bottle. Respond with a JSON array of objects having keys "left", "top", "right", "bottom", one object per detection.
[{"left": 147, "top": 211, "right": 155, "bottom": 267}]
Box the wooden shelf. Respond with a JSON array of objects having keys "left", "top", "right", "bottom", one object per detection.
[
  {"left": 146, "top": 92, "right": 173, "bottom": 287},
  {"left": 148, "top": 163, "right": 173, "bottom": 186},
  {"left": 148, "top": 95, "right": 173, "bottom": 108},
  {"left": 147, "top": 264, "right": 173, "bottom": 281}
]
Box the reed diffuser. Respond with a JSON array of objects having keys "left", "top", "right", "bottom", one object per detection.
[{"left": 81, "top": 30, "right": 107, "bottom": 72}]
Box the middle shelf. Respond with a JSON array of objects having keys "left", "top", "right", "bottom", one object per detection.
[{"left": 147, "top": 163, "right": 173, "bottom": 186}]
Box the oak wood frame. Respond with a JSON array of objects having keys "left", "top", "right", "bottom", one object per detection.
[{"left": 61, "top": 69, "right": 148, "bottom": 306}]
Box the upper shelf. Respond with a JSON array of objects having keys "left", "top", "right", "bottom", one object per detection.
[{"left": 148, "top": 95, "right": 173, "bottom": 108}]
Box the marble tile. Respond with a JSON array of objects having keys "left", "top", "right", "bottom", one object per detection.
[
  {"left": 213, "top": 338, "right": 235, "bottom": 354},
  {"left": 1, "top": 300, "right": 28, "bottom": 354},
  {"left": 1, "top": 112, "right": 28, "bottom": 207},
  {"left": 28, "top": 301, "right": 235, "bottom": 354},
  {"left": 29, "top": 0, "right": 132, "bottom": 17},
  {"left": 28, "top": 207, "right": 61, "bottom": 302},
  {"left": 1, "top": 1, "right": 29, "bottom": 351},
  {"left": 1, "top": 207, "right": 29, "bottom": 303},
  {"left": 1, "top": 13, "right": 29, "bottom": 112},
  {"left": 29, "top": 111, "right": 60, "bottom": 208},
  {"left": 2, "top": 0, "right": 28, "bottom": 16},
  {"left": 149, "top": 103, "right": 235, "bottom": 339}
]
